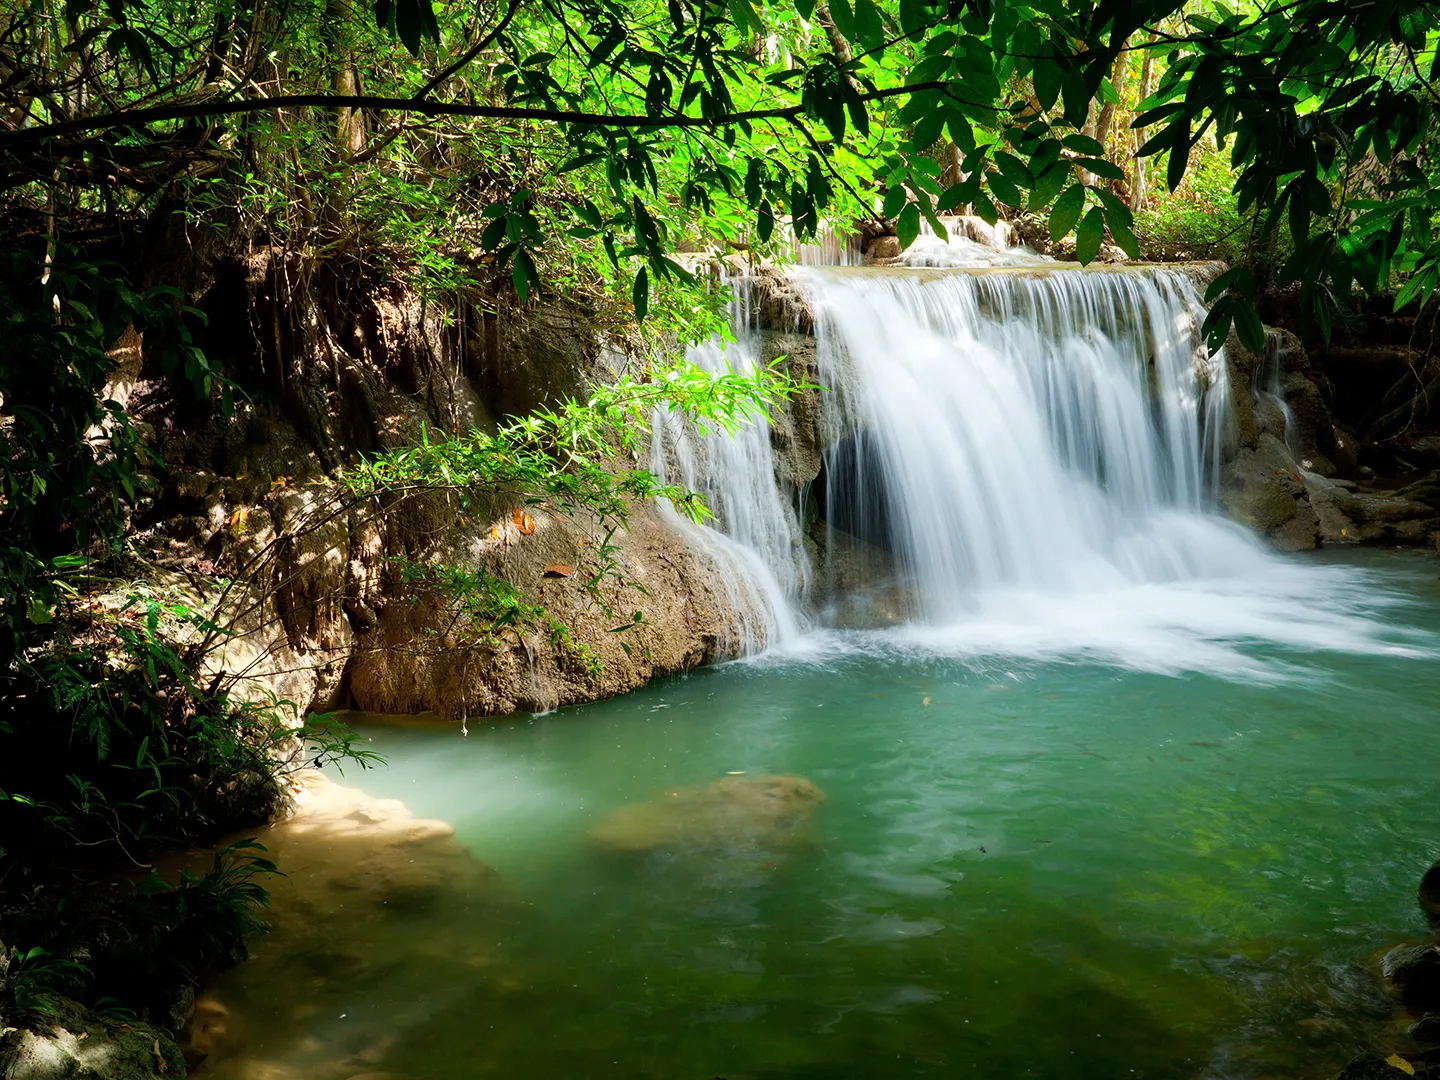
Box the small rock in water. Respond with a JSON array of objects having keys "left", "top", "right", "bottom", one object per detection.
[
  {"left": 1382, "top": 942, "right": 1440, "bottom": 1002},
  {"left": 1408, "top": 1013, "right": 1440, "bottom": 1047},
  {"left": 1420, "top": 859, "right": 1440, "bottom": 923},
  {"left": 1332, "top": 1053, "right": 1414, "bottom": 1079}
]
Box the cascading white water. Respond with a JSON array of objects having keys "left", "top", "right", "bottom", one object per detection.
[
  {"left": 805, "top": 266, "right": 1237, "bottom": 620},
  {"left": 649, "top": 252, "right": 1427, "bottom": 677},
  {"left": 1253, "top": 327, "right": 1298, "bottom": 453},
  {"left": 649, "top": 283, "right": 806, "bottom": 655}
]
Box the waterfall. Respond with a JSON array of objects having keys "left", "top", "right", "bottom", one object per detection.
[
  {"left": 804, "top": 266, "right": 1237, "bottom": 621},
  {"left": 650, "top": 283, "right": 807, "bottom": 655},
  {"left": 649, "top": 256, "right": 1420, "bottom": 676}
]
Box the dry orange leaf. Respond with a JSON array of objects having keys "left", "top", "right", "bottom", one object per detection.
[
  {"left": 542, "top": 564, "right": 574, "bottom": 578},
  {"left": 269, "top": 476, "right": 288, "bottom": 490},
  {"left": 511, "top": 509, "right": 535, "bottom": 535}
]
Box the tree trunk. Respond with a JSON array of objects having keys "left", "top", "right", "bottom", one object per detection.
[
  {"left": 1094, "top": 50, "right": 1129, "bottom": 167},
  {"left": 1130, "top": 33, "right": 1158, "bottom": 213},
  {"left": 322, "top": 0, "right": 366, "bottom": 161}
]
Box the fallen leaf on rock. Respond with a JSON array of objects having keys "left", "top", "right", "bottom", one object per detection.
[
  {"left": 512, "top": 509, "right": 535, "bottom": 535},
  {"left": 270, "top": 476, "right": 287, "bottom": 490},
  {"left": 542, "top": 564, "right": 574, "bottom": 578},
  {"left": 1386, "top": 1055, "right": 1415, "bottom": 1076}
]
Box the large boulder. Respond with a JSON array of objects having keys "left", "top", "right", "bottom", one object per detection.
[{"left": 591, "top": 773, "right": 826, "bottom": 856}]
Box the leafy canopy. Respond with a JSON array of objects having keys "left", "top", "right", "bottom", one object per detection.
[{"left": 6, "top": 0, "right": 1440, "bottom": 350}]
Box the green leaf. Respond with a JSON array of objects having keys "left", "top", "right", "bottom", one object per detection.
[
  {"left": 1107, "top": 214, "right": 1140, "bottom": 260},
  {"left": 854, "top": 0, "right": 884, "bottom": 50},
  {"left": 1202, "top": 296, "right": 1234, "bottom": 354},
  {"left": 795, "top": 0, "right": 815, "bottom": 18},
  {"left": 513, "top": 249, "right": 538, "bottom": 302},
  {"left": 1033, "top": 51, "right": 1060, "bottom": 112},
  {"left": 828, "top": 0, "right": 855, "bottom": 39},
  {"left": 987, "top": 171, "right": 1023, "bottom": 208},
  {"left": 973, "top": 191, "right": 998, "bottom": 225},
  {"left": 1075, "top": 157, "right": 1124, "bottom": 181},
  {"left": 757, "top": 199, "right": 775, "bottom": 243},
  {"left": 1394, "top": 266, "right": 1438, "bottom": 312},
  {"left": 912, "top": 108, "right": 947, "bottom": 151},
  {"left": 1029, "top": 162, "right": 1069, "bottom": 209},
  {"left": 393, "top": 0, "right": 436, "bottom": 56},
  {"left": 1232, "top": 297, "right": 1265, "bottom": 353},
  {"left": 1063, "top": 133, "right": 1104, "bottom": 156},
  {"left": 633, "top": 267, "right": 649, "bottom": 321},
  {"left": 1049, "top": 182, "right": 1085, "bottom": 241},
  {"left": 1075, "top": 206, "right": 1104, "bottom": 264},
  {"left": 896, "top": 202, "right": 921, "bottom": 250},
  {"left": 994, "top": 151, "right": 1033, "bottom": 190}
]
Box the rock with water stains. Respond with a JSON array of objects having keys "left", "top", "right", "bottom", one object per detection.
[
  {"left": 1409, "top": 1013, "right": 1440, "bottom": 1047},
  {"left": 591, "top": 774, "right": 826, "bottom": 855}
]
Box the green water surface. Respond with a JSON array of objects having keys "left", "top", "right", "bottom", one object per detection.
[{"left": 221, "top": 551, "right": 1440, "bottom": 1080}]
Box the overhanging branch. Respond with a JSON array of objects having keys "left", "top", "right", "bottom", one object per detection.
[{"left": 0, "top": 82, "right": 966, "bottom": 150}]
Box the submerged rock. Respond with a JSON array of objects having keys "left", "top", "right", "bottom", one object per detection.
[{"left": 591, "top": 774, "right": 826, "bottom": 855}]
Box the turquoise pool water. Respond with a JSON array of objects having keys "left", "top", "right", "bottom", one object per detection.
[{"left": 207, "top": 550, "right": 1440, "bottom": 1080}]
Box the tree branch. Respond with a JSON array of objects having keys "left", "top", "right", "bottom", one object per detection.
[
  {"left": 0, "top": 81, "right": 971, "bottom": 151},
  {"left": 414, "top": 0, "right": 524, "bottom": 102}
]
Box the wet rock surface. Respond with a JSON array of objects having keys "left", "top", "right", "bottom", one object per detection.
[
  {"left": 1421, "top": 860, "right": 1440, "bottom": 924},
  {"left": 1333, "top": 1053, "right": 1417, "bottom": 1079},
  {"left": 1220, "top": 327, "right": 1440, "bottom": 549},
  {"left": 0, "top": 995, "right": 184, "bottom": 1080}
]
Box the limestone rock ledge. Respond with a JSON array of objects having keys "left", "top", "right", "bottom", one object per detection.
[
  {"left": 1219, "top": 326, "right": 1440, "bottom": 550},
  {"left": 126, "top": 259, "right": 761, "bottom": 724}
]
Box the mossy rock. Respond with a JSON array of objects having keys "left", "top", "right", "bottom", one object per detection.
[{"left": 0, "top": 995, "right": 184, "bottom": 1079}]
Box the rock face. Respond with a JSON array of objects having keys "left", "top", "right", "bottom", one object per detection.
[
  {"left": 1333, "top": 1053, "right": 1417, "bottom": 1079},
  {"left": 128, "top": 254, "right": 764, "bottom": 723},
  {"left": 1219, "top": 327, "right": 1439, "bottom": 550},
  {"left": 591, "top": 774, "right": 826, "bottom": 856},
  {"left": 0, "top": 995, "right": 184, "bottom": 1080}
]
